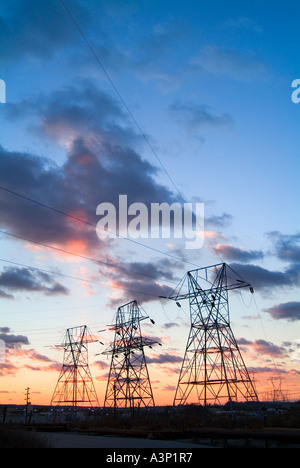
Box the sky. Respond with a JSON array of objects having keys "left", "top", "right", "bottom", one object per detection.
[{"left": 0, "top": 0, "right": 299, "bottom": 407}]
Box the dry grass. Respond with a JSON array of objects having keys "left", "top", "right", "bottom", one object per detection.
[{"left": 0, "top": 427, "right": 51, "bottom": 448}]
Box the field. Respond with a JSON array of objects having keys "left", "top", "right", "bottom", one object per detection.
[{"left": 1, "top": 402, "right": 300, "bottom": 448}]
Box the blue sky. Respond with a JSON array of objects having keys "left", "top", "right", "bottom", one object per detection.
[{"left": 0, "top": 0, "right": 299, "bottom": 405}]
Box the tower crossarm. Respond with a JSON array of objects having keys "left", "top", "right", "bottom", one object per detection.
[
  {"left": 169, "top": 262, "right": 253, "bottom": 301},
  {"left": 102, "top": 336, "right": 159, "bottom": 355}
]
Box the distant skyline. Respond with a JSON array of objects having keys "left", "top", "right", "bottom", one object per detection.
[{"left": 0, "top": 0, "right": 299, "bottom": 406}]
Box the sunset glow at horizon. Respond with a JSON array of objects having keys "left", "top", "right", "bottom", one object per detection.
[{"left": 0, "top": 0, "right": 299, "bottom": 408}]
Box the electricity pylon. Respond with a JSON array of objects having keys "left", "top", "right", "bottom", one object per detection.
[
  {"left": 268, "top": 377, "right": 287, "bottom": 402},
  {"left": 102, "top": 300, "right": 159, "bottom": 411},
  {"left": 169, "top": 263, "right": 259, "bottom": 409},
  {"left": 51, "top": 325, "right": 100, "bottom": 408}
]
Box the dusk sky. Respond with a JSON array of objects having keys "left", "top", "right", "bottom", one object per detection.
[{"left": 0, "top": 0, "right": 299, "bottom": 406}]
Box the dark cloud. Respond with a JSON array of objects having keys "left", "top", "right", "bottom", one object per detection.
[
  {"left": 27, "top": 350, "right": 53, "bottom": 362},
  {"left": 0, "top": 81, "right": 186, "bottom": 303},
  {"left": 228, "top": 232, "right": 299, "bottom": 301},
  {"left": 215, "top": 244, "right": 264, "bottom": 262},
  {"left": 31, "top": 83, "right": 130, "bottom": 144},
  {"left": 0, "top": 0, "right": 91, "bottom": 63},
  {"left": 264, "top": 301, "right": 300, "bottom": 322},
  {"left": 228, "top": 262, "right": 300, "bottom": 291},
  {"left": 69, "top": 17, "right": 187, "bottom": 88},
  {"left": 110, "top": 258, "right": 179, "bottom": 283},
  {"left": 247, "top": 366, "right": 288, "bottom": 375},
  {"left": 238, "top": 337, "right": 287, "bottom": 358},
  {"left": 266, "top": 231, "right": 300, "bottom": 263},
  {"left": 163, "top": 322, "right": 180, "bottom": 329},
  {"left": 0, "top": 289, "right": 14, "bottom": 299},
  {"left": 146, "top": 353, "right": 182, "bottom": 364},
  {"left": 0, "top": 144, "right": 87, "bottom": 249},
  {"left": 0, "top": 83, "right": 176, "bottom": 254},
  {"left": 0, "top": 2, "right": 186, "bottom": 91},
  {"left": 103, "top": 257, "right": 180, "bottom": 305},
  {"left": 107, "top": 276, "right": 175, "bottom": 306},
  {"left": 0, "top": 266, "right": 69, "bottom": 298},
  {"left": 252, "top": 339, "right": 287, "bottom": 358},
  {"left": 0, "top": 327, "right": 30, "bottom": 349}
]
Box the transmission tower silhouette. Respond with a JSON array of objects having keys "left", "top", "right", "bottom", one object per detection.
[
  {"left": 268, "top": 376, "right": 287, "bottom": 402},
  {"left": 169, "top": 263, "right": 259, "bottom": 409},
  {"left": 51, "top": 325, "right": 100, "bottom": 408},
  {"left": 102, "top": 300, "right": 159, "bottom": 411}
]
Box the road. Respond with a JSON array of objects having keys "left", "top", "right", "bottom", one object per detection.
[{"left": 40, "top": 431, "right": 212, "bottom": 448}]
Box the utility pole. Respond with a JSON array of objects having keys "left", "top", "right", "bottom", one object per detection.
[
  {"left": 102, "top": 300, "right": 159, "bottom": 415},
  {"left": 169, "top": 263, "right": 259, "bottom": 411},
  {"left": 25, "top": 387, "right": 31, "bottom": 423}
]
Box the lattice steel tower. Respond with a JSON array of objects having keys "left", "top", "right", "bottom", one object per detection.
[
  {"left": 170, "top": 263, "right": 259, "bottom": 408},
  {"left": 51, "top": 325, "right": 99, "bottom": 407},
  {"left": 102, "top": 300, "right": 159, "bottom": 410}
]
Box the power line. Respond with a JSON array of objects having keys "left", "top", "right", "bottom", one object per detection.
[
  {"left": 60, "top": 0, "right": 185, "bottom": 205},
  {"left": 0, "top": 229, "right": 179, "bottom": 286},
  {"left": 59, "top": 0, "right": 224, "bottom": 264},
  {"left": 0, "top": 185, "right": 199, "bottom": 269},
  {"left": 0, "top": 257, "right": 169, "bottom": 300}
]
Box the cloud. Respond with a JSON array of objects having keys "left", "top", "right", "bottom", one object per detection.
[
  {"left": 246, "top": 366, "right": 288, "bottom": 376},
  {"left": 0, "top": 0, "right": 91, "bottom": 63},
  {"left": 215, "top": 244, "right": 264, "bottom": 262},
  {"left": 106, "top": 276, "right": 175, "bottom": 306},
  {"left": 223, "top": 17, "right": 263, "bottom": 34},
  {"left": 94, "top": 360, "right": 109, "bottom": 370},
  {"left": 191, "top": 44, "right": 266, "bottom": 80},
  {"left": 26, "top": 349, "right": 53, "bottom": 362},
  {"left": 228, "top": 262, "right": 300, "bottom": 292},
  {"left": 163, "top": 322, "right": 180, "bottom": 329},
  {"left": 0, "top": 289, "right": 14, "bottom": 299},
  {"left": 130, "top": 20, "right": 187, "bottom": 88},
  {"left": 23, "top": 362, "right": 60, "bottom": 372},
  {"left": 0, "top": 266, "right": 70, "bottom": 298},
  {"left": 0, "top": 83, "right": 177, "bottom": 255},
  {"left": 169, "top": 101, "right": 233, "bottom": 132},
  {"left": 206, "top": 213, "right": 233, "bottom": 229},
  {"left": 106, "top": 257, "right": 179, "bottom": 283},
  {"left": 238, "top": 337, "right": 287, "bottom": 358},
  {"left": 0, "top": 81, "right": 190, "bottom": 302},
  {"left": 102, "top": 256, "right": 180, "bottom": 305},
  {"left": 0, "top": 327, "right": 30, "bottom": 349},
  {"left": 147, "top": 352, "right": 182, "bottom": 364},
  {"left": 266, "top": 231, "right": 300, "bottom": 263},
  {"left": 264, "top": 301, "right": 300, "bottom": 322},
  {"left": 0, "top": 362, "right": 18, "bottom": 377},
  {"left": 0, "top": 334, "right": 61, "bottom": 376}
]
